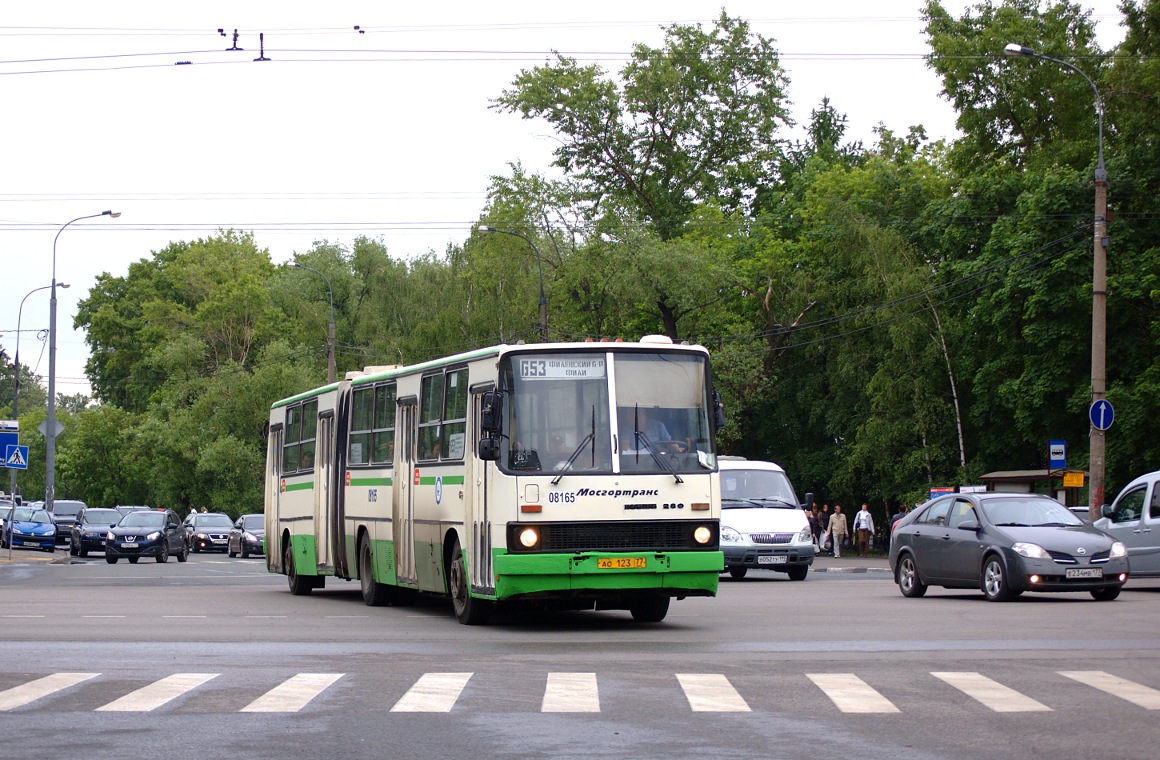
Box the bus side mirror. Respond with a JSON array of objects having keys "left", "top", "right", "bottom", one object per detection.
[
  {"left": 480, "top": 391, "right": 503, "bottom": 434},
  {"left": 712, "top": 390, "right": 726, "bottom": 430},
  {"left": 478, "top": 438, "right": 500, "bottom": 461}
]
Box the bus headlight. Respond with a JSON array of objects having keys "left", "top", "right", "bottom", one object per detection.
[
  {"left": 519, "top": 527, "right": 540, "bottom": 549},
  {"left": 693, "top": 526, "right": 713, "bottom": 545}
]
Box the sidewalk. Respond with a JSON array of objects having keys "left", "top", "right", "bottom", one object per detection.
[{"left": 810, "top": 553, "right": 892, "bottom": 574}]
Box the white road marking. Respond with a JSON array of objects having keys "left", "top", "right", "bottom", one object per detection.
[
  {"left": 96, "top": 673, "right": 219, "bottom": 712},
  {"left": 0, "top": 673, "right": 100, "bottom": 711},
  {"left": 240, "top": 673, "right": 344, "bottom": 713},
  {"left": 1, "top": 615, "right": 45, "bottom": 618},
  {"left": 82, "top": 615, "right": 125, "bottom": 618},
  {"left": 676, "top": 673, "right": 750, "bottom": 712},
  {"left": 162, "top": 615, "right": 206, "bottom": 619},
  {"left": 391, "top": 673, "right": 473, "bottom": 712},
  {"left": 808, "top": 673, "right": 899, "bottom": 713},
  {"left": 542, "top": 672, "right": 599, "bottom": 712},
  {"left": 932, "top": 672, "right": 1051, "bottom": 712},
  {"left": 1059, "top": 671, "right": 1160, "bottom": 710}
]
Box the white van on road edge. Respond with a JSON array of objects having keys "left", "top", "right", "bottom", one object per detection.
[{"left": 718, "top": 457, "right": 815, "bottom": 580}]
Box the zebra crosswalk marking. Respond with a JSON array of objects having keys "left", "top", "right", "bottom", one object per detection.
[
  {"left": 676, "top": 673, "right": 751, "bottom": 712},
  {"left": 932, "top": 671, "right": 1051, "bottom": 712},
  {"left": 239, "top": 673, "right": 344, "bottom": 713},
  {"left": 0, "top": 673, "right": 100, "bottom": 712},
  {"left": 542, "top": 672, "right": 600, "bottom": 712},
  {"left": 96, "top": 673, "right": 219, "bottom": 712},
  {"left": 808, "top": 673, "right": 900, "bottom": 713},
  {"left": 390, "top": 672, "right": 473, "bottom": 713},
  {"left": 1059, "top": 671, "right": 1160, "bottom": 710}
]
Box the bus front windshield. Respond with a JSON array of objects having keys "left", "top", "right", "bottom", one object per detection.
[{"left": 499, "top": 350, "right": 716, "bottom": 476}]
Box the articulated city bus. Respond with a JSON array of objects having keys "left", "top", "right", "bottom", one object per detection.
[{"left": 264, "top": 335, "right": 725, "bottom": 624}]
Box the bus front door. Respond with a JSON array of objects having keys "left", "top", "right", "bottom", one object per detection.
[
  {"left": 315, "top": 413, "right": 334, "bottom": 574},
  {"left": 394, "top": 398, "right": 418, "bottom": 586}
]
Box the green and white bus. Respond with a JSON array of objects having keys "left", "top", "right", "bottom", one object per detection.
[{"left": 265, "top": 335, "right": 725, "bottom": 625}]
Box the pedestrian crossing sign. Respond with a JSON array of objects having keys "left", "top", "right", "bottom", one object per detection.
[{"left": 4, "top": 444, "right": 29, "bottom": 470}]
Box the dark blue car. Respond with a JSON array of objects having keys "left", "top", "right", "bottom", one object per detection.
[
  {"left": 4, "top": 508, "right": 57, "bottom": 552},
  {"left": 105, "top": 509, "right": 188, "bottom": 564}
]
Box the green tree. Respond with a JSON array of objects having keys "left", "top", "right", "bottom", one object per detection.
[{"left": 495, "top": 12, "right": 791, "bottom": 241}]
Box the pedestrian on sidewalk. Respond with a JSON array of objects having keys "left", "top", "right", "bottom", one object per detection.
[
  {"left": 854, "top": 503, "right": 875, "bottom": 557},
  {"left": 818, "top": 504, "right": 831, "bottom": 553},
  {"left": 807, "top": 505, "right": 823, "bottom": 551},
  {"left": 827, "top": 505, "right": 849, "bottom": 559}
]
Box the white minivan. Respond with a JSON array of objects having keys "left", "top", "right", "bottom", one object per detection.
[
  {"left": 718, "top": 457, "right": 815, "bottom": 580},
  {"left": 1096, "top": 470, "right": 1160, "bottom": 578}
]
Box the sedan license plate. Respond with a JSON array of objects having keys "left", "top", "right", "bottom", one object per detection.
[
  {"left": 597, "top": 557, "right": 646, "bottom": 569},
  {"left": 758, "top": 555, "right": 788, "bottom": 565},
  {"left": 121, "top": 542, "right": 138, "bottom": 548},
  {"left": 1066, "top": 568, "right": 1102, "bottom": 579}
]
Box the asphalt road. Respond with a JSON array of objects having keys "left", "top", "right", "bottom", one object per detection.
[{"left": 2, "top": 548, "right": 1158, "bottom": 760}]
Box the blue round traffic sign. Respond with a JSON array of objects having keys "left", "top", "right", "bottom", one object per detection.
[{"left": 1089, "top": 399, "right": 1115, "bottom": 431}]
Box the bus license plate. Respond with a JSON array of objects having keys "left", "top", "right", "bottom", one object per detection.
[
  {"left": 1066, "top": 568, "right": 1102, "bottom": 579},
  {"left": 597, "top": 557, "right": 646, "bottom": 569},
  {"left": 758, "top": 555, "right": 788, "bottom": 565}
]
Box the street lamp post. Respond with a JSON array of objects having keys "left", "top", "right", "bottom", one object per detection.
[
  {"left": 7, "top": 283, "right": 66, "bottom": 560},
  {"left": 45, "top": 211, "right": 119, "bottom": 514},
  {"left": 291, "top": 262, "right": 336, "bottom": 383},
  {"left": 477, "top": 225, "right": 548, "bottom": 342},
  {"left": 1004, "top": 43, "right": 1108, "bottom": 518}
]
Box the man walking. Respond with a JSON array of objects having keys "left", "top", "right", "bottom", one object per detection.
[
  {"left": 827, "top": 505, "right": 849, "bottom": 559},
  {"left": 854, "top": 503, "right": 875, "bottom": 557}
]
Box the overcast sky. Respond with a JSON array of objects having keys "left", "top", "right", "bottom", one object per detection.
[{"left": 0, "top": 1, "right": 1127, "bottom": 398}]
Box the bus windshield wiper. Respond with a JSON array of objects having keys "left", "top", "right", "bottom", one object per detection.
[
  {"left": 635, "top": 430, "right": 683, "bottom": 484},
  {"left": 552, "top": 406, "right": 597, "bottom": 486}
]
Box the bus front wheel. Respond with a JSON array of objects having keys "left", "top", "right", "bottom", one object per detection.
[
  {"left": 448, "top": 540, "right": 492, "bottom": 625},
  {"left": 630, "top": 594, "right": 670, "bottom": 623}
]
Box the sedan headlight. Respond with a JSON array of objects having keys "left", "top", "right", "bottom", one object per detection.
[
  {"left": 1110, "top": 541, "right": 1128, "bottom": 558},
  {"left": 720, "top": 525, "right": 743, "bottom": 544},
  {"left": 1013, "top": 542, "right": 1051, "bottom": 559},
  {"left": 243, "top": 531, "right": 257, "bottom": 541}
]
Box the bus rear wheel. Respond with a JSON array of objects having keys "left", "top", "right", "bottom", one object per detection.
[
  {"left": 359, "top": 537, "right": 391, "bottom": 607},
  {"left": 448, "top": 540, "right": 492, "bottom": 625},
  {"left": 286, "top": 542, "right": 313, "bottom": 596}
]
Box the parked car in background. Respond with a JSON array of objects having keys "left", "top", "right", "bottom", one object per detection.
[
  {"left": 3, "top": 507, "right": 57, "bottom": 551},
  {"left": 717, "top": 457, "right": 815, "bottom": 581},
  {"left": 1096, "top": 470, "right": 1160, "bottom": 578},
  {"left": 890, "top": 492, "right": 1129, "bottom": 602},
  {"left": 116, "top": 505, "right": 153, "bottom": 517},
  {"left": 48, "top": 499, "right": 87, "bottom": 545},
  {"left": 105, "top": 509, "right": 188, "bottom": 564},
  {"left": 183, "top": 512, "right": 234, "bottom": 553},
  {"left": 227, "top": 514, "right": 266, "bottom": 558},
  {"left": 68, "top": 507, "right": 123, "bottom": 557}
]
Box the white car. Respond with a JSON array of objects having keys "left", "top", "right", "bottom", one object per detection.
[
  {"left": 718, "top": 457, "right": 815, "bottom": 580},
  {"left": 1096, "top": 470, "right": 1160, "bottom": 578}
]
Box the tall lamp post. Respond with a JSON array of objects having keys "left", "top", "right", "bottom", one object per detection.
[
  {"left": 7, "top": 283, "right": 66, "bottom": 560},
  {"left": 45, "top": 210, "right": 119, "bottom": 514},
  {"left": 477, "top": 225, "right": 548, "bottom": 342},
  {"left": 292, "top": 262, "right": 336, "bottom": 383},
  {"left": 1004, "top": 43, "right": 1108, "bottom": 517}
]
